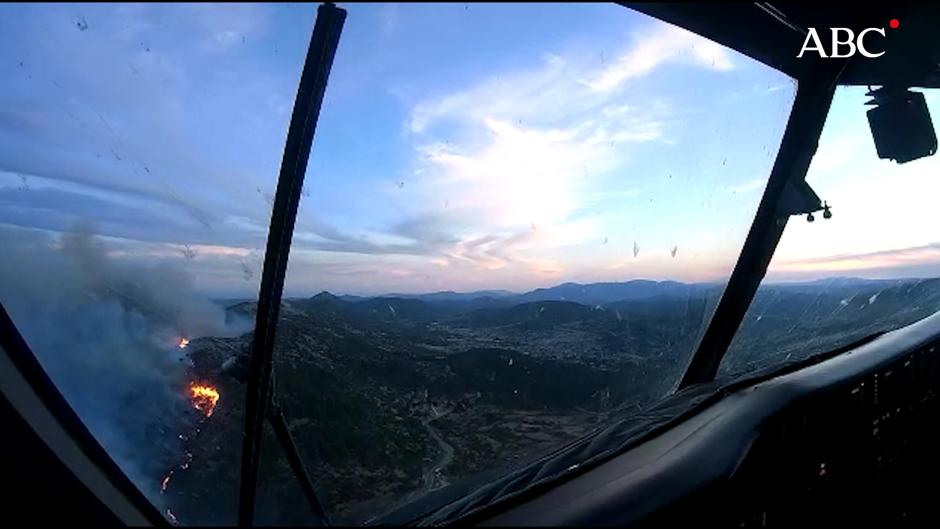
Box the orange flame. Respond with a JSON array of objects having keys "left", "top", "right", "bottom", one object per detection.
[
  {"left": 178, "top": 337, "right": 190, "bottom": 349},
  {"left": 190, "top": 383, "right": 220, "bottom": 417}
]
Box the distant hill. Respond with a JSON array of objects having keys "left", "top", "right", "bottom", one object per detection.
[
  {"left": 295, "top": 280, "right": 718, "bottom": 313},
  {"left": 176, "top": 275, "right": 940, "bottom": 525},
  {"left": 515, "top": 280, "right": 712, "bottom": 305},
  {"left": 287, "top": 277, "right": 930, "bottom": 309},
  {"left": 291, "top": 292, "right": 442, "bottom": 323},
  {"left": 388, "top": 290, "right": 516, "bottom": 302}
]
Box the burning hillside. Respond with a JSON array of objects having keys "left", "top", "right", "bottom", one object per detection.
[{"left": 190, "top": 383, "right": 220, "bottom": 418}]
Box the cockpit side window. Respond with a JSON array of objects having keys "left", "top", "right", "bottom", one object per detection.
[
  {"left": 0, "top": 3, "right": 316, "bottom": 524},
  {"left": 720, "top": 86, "right": 940, "bottom": 378}
]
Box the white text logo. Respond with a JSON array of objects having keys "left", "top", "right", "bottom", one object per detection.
[{"left": 797, "top": 19, "right": 898, "bottom": 58}]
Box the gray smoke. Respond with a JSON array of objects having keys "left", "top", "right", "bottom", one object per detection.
[{"left": 0, "top": 223, "right": 249, "bottom": 508}]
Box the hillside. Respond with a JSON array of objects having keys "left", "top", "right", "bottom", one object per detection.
[{"left": 163, "top": 277, "right": 940, "bottom": 525}]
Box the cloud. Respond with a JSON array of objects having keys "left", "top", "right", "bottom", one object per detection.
[
  {"left": 409, "top": 106, "right": 672, "bottom": 267},
  {"left": 291, "top": 212, "right": 451, "bottom": 257},
  {"left": 399, "top": 20, "right": 732, "bottom": 211},
  {"left": 413, "top": 118, "right": 614, "bottom": 228},
  {"left": 0, "top": 172, "right": 272, "bottom": 250},
  {"left": 763, "top": 83, "right": 791, "bottom": 94},
  {"left": 770, "top": 242, "right": 940, "bottom": 279},
  {"left": 583, "top": 24, "right": 734, "bottom": 93},
  {"left": 404, "top": 19, "right": 734, "bottom": 135},
  {"left": 339, "top": 17, "right": 747, "bottom": 288},
  {"left": 407, "top": 53, "right": 576, "bottom": 134},
  {"left": 0, "top": 4, "right": 786, "bottom": 296},
  {"left": 406, "top": 36, "right": 683, "bottom": 137},
  {"left": 0, "top": 3, "right": 299, "bottom": 261},
  {"left": 398, "top": 54, "right": 677, "bottom": 258},
  {"left": 776, "top": 242, "right": 940, "bottom": 267}
]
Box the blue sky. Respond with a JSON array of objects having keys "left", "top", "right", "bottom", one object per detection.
[
  {"left": 767, "top": 86, "right": 940, "bottom": 282},
  {"left": 1, "top": 3, "right": 938, "bottom": 297}
]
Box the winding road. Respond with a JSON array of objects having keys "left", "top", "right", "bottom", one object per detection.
[{"left": 420, "top": 406, "right": 454, "bottom": 492}]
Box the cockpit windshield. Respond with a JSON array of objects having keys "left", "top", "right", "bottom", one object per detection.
[
  {"left": 267, "top": 3, "right": 794, "bottom": 524},
  {"left": 0, "top": 2, "right": 800, "bottom": 525},
  {"left": 721, "top": 86, "right": 940, "bottom": 377},
  {"left": 0, "top": 2, "right": 314, "bottom": 524}
]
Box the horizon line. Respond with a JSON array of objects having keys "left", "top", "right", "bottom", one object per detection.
[{"left": 211, "top": 275, "right": 940, "bottom": 302}]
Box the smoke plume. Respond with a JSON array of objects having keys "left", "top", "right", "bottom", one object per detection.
[{"left": 0, "top": 223, "right": 249, "bottom": 508}]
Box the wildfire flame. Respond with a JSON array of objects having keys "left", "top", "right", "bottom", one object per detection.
[
  {"left": 161, "top": 383, "right": 219, "bottom": 525},
  {"left": 190, "top": 383, "right": 220, "bottom": 417},
  {"left": 178, "top": 337, "right": 190, "bottom": 349}
]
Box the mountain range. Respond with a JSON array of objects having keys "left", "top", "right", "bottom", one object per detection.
[{"left": 167, "top": 276, "right": 940, "bottom": 525}]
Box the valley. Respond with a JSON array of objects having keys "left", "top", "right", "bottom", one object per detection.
[{"left": 164, "top": 277, "right": 940, "bottom": 525}]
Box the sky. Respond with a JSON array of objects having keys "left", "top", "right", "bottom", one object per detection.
[{"left": 0, "top": 3, "right": 938, "bottom": 298}]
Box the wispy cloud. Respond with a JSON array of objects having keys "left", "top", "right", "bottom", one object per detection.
[
  {"left": 763, "top": 83, "right": 791, "bottom": 94},
  {"left": 0, "top": 3, "right": 299, "bottom": 239},
  {"left": 287, "top": 12, "right": 769, "bottom": 291},
  {"left": 775, "top": 242, "right": 940, "bottom": 269},
  {"left": 770, "top": 242, "right": 940, "bottom": 280},
  {"left": 393, "top": 23, "right": 706, "bottom": 276},
  {"left": 0, "top": 4, "right": 794, "bottom": 296},
  {"left": 409, "top": 53, "right": 570, "bottom": 134},
  {"left": 406, "top": 35, "right": 685, "bottom": 138},
  {"left": 583, "top": 24, "right": 734, "bottom": 93}
]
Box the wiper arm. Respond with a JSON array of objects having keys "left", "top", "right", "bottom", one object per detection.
[
  {"left": 269, "top": 396, "right": 331, "bottom": 526},
  {"left": 225, "top": 354, "right": 331, "bottom": 525}
]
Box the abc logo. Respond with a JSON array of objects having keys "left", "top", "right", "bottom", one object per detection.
[{"left": 797, "top": 20, "right": 898, "bottom": 59}]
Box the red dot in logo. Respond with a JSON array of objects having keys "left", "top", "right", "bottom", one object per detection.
[{"left": 890, "top": 18, "right": 900, "bottom": 29}]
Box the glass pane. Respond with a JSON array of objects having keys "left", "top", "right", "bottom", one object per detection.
[
  {"left": 0, "top": 3, "right": 314, "bottom": 525},
  {"left": 721, "top": 86, "right": 940, "bottom": 377},
  {"left": 262, "top": 2, "right": 797, "bottom": 523},
  {"left": 254, "top": 421, "right": 322, "bottom": 526}
]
